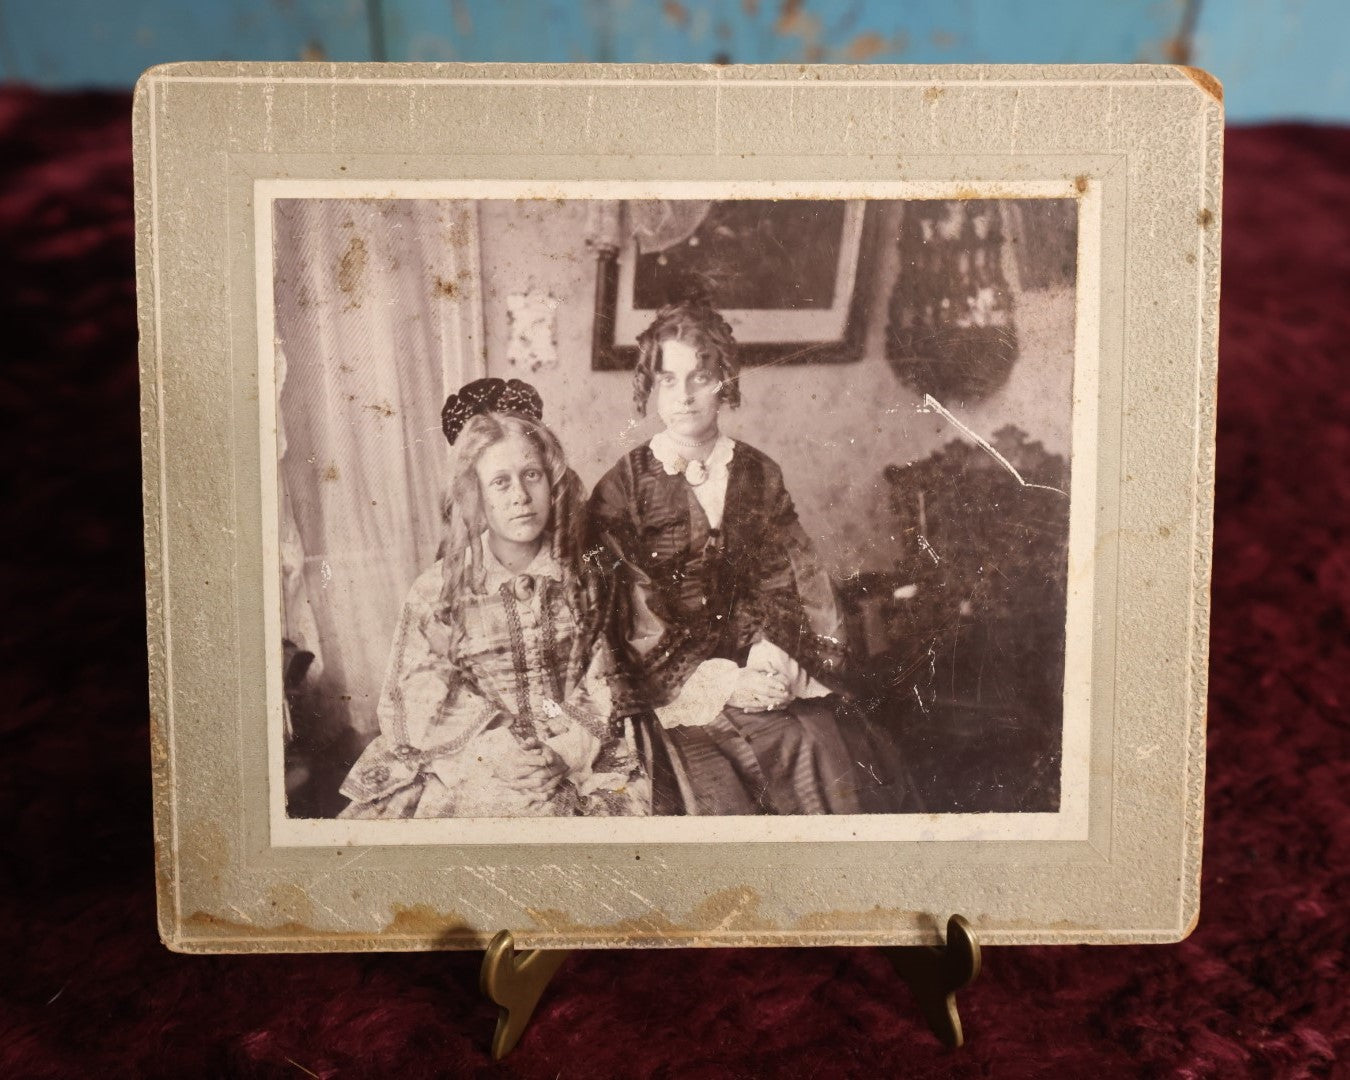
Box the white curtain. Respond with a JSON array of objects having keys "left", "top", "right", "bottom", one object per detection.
[{"left": 273, "top": 198, "right": 483, "bottom": 740}]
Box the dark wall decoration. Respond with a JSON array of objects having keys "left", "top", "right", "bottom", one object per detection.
[
  {"left": 632, "top": 200, "right": 848, "bottom": 311},
  {"left": 592, "top": 199, "right": 878, "bottom": 370},
  {"left": 885, "top": 199, "right": 1021, "bottom": 402}
]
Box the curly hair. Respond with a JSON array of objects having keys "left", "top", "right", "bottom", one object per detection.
[
  {"left": 436, "top": 412, "right": 589, "bottom": 621},
  {"left": 632, "top": 299, "right": 742, "bottom": 416}
]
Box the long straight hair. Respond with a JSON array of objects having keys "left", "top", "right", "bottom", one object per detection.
[{"left": 436, "top": 412, "right": 595, "bottom": 674}]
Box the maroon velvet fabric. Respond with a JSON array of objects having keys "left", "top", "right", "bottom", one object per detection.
[{"left": 1, "top": 88, "right": 1345, "bottom": 1078}]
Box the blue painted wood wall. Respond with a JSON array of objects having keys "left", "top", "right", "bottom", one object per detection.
[{"left": 0, "top": 0, "right": 1343, "bottom": 122}]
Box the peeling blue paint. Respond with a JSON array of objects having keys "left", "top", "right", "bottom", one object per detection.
[{"left": 0, "top": 0, "right": 1342, "bottom": 122}]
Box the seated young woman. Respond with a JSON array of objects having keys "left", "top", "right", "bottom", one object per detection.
[
  {"left": 340, "top": 378, "right": 650, "bottom": 819},
  {"left": 588, "top": 300, "right": 904, "bottom": 815}
]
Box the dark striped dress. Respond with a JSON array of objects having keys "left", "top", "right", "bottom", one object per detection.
[{"left": 589, "top": 439, "right": 906, "bottom": 815}]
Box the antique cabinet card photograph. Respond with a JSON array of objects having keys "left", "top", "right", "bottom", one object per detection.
[{"left": 136, "top": 63, "right": 1221, "bottom": 952}]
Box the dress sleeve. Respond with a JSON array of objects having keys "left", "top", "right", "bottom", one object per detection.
[
  {"left": 588, "top": 459, "right": 675, "bottom": 705},
  {"left": 561, "top": 640, "right": 616, "bottom": 732},
  {"left": 377, "top": 585, "right": 506, "bottom": 753},
  {"left": 762, "top": 464, "right": 844, "bottom": 645},
  {"left": 339, "top": 569, "right": 512, "bottom": 806},
  {"left": 723, "top": 456, "right": 847, "bottom": 688}
]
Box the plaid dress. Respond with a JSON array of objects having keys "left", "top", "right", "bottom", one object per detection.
[{"left": 339, "top": 544, "right": 650, "bottom": 818}]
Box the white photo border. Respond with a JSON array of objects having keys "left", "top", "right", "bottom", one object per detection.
[{"left": 255, "top": 177, "right": 1102, "bottom": 848}]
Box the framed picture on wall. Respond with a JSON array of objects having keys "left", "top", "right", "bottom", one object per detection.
[
  {"left": 591, "top": 198, "right": 878, "bottom": 369},
  {"left": 135, "top": 62, "right": 1221, "bottom": 954}
]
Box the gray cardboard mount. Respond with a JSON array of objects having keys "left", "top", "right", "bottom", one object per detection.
[{"left": 135, "top": 62, "right": 1221, "bottom": 953}]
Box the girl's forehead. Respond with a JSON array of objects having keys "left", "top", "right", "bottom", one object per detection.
[
  {"left": 657, "top": 336, "right": 712, "bottom": 372},
  {"left": 476, "top": 432, "right": 542, "bottom": 470}
]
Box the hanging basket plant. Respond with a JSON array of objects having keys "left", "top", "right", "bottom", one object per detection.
[{"left": 886, "top": 200, "right": 1019, "bottom": 402}]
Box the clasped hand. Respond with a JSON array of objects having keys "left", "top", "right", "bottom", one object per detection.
[
  {"left": 486, "top": 733, "right": 568, "bottom": 810},
  {"left": 724, "top": 665, "right": 793, "bottom": 713}
]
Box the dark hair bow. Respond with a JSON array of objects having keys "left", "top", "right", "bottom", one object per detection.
[{"left": 440, "top": 378, "right": 544, "bottom": 445}]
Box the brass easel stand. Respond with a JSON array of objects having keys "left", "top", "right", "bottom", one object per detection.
[
  {"left": 883, "top": 914, "right": 982, "bottom": 1048},
  {"left": 480, "top": 931, "right": 571, "bottom": 1060},
  {"left": 480, "top": 915, "right": 981, "bottom": 1059}
]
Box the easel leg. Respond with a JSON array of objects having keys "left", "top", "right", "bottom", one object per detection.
[
  {"left": 479, "top": 930, "right": 571, "bottom": 1060},
  {"left": 884, "top": 914, "right": 982, "bottom": 1048},
  {"left": 479, "top": 918, "right": 978, "bottom": 1058}
]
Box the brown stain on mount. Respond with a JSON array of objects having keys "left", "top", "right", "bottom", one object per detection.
[
  {"left": 174, "top": 890, "right": 963, "bottom": 951},
  {"left": 526, "top": 886, "right": 769, "bottom": 941},
  {"left": 383, "top": 904, "right": 480, "bottom": 945},
  {"left": 384, "top": 904, "right": 455, "bottom": 935},
  {"left": 179, "top": 909, "right": 484, "bottom": 948},
  {"left": 1197, "top": 208, "right": 1214, "bottom": 228},
  {"left": 1075, "top": 175, "right": 1089, "bottom": 194},
  {"left": 1178, "top": 66, "right": 1223, "bottom": 105},
  {"left": 185, "top": 911, "right": 319, "bottom": 937},
  {"left": 522, "top": 887, "right": 936, "bottom": 946}
]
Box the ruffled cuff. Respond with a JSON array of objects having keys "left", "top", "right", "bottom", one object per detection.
[{"left": 338, "top": 737, "right": 426, "bottom": 805}]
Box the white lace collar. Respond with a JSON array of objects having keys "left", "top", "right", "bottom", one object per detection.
[{"left": 649, "top": 430, "right": 736, "bottom": 478}]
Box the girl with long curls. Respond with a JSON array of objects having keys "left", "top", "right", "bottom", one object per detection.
[
  {"left": 340, "top": 379, "right": 650, "bottom": 819},
  {"left": 589, "top": 301, "right": 904, "bottom": 816}
]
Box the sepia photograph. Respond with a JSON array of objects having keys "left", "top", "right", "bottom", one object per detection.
[
  {"left": 138, "top": 64, "right": 1220, "bottom": 950},
  {"left": 265, "top": 185, "right": 1093, "bottom": 842}
]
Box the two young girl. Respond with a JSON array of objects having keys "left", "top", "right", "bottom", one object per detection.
[{"left": 341, "top": 301, "right": 898, "bottom": 818}]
